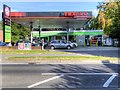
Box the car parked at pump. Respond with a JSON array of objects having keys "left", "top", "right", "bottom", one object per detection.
[
  {"left": 32, "top": 40, "right": 49, "bottom": 48},
  {"left": 49, "top": 40, "right": 74, "bottom": 49},
  {"left": 67, "top": 41, "right": 78, "bottom": 48},
  {"left": 0, "top": 41, "right": 8, "bottom": 46}
]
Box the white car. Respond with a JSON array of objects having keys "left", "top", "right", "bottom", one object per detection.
[{"left": 49, "top": 40, "right": 74, "bottom": 49}]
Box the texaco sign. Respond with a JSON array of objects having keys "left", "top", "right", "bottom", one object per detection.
[
  {"left": 5, "top": 6, "right": 10, "bottom": 17},
  {"left": 3, "top": 5, "right": 10, "bottom": 19}
]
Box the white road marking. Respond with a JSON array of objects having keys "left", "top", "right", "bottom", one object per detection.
[
  {"left": 27, "top": 74, "right": 64, "bottom": 88},
  {"left": 103, "top": 74, "right": 117, "bottom": 87},
  {"left": 41, "top": 73, "right": 118, "bottom": 76}
]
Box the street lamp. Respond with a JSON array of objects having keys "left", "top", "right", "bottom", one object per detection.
[
  {"left": 38, "top": 24, "right": 41, "bottom": 42},
  {"left": 30, "top": 21, "right": 33, "bottom": 43},
  {"left": 66, "top": 21, "right": 70, "bottom": 42}
]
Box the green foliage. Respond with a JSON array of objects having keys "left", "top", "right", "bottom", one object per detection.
[
  {"left": 87, "top": 16, "right": 99, "bottom": 30},
  {"left": 89, "top": 1, "right": 120, "bottom": 40},
  {"left": 84, "top": 43, "right": 86, "bottom": 47},
  {"left": 11, "top": 22, "right": 30, "bottom": 43},
  {"left": 99, "top": 1, "right": 120, "bottom": 40},
  {"left": 96, "top": 42, "right": 98, "bottom": 47},
  {"left": 78, "top": 42, "right": 80, "bottom": 46},
  {"left": 102, "top": 42, "right": 104, "bottom": 46},
  {"left": 90, "top": 41, "right": 92, "bottom": 47},
  {"left": 109, "top": 2, "right": 120, "bottom": 39},
  {"left": 0, "top": 21, "right": 2, "bottom": 30}
]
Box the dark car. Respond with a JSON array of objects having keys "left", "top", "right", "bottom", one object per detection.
[
  {"left": 0, "top": 41, "right": 8, "bottom": 46},
  {"left": 16, "top": 40, "right": 31, "bottom": 46}
]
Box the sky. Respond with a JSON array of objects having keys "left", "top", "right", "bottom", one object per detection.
[{"left": 0, "top": 2, "right": 103, "bottom": 20}]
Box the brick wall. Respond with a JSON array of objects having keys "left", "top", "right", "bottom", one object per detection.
[{"left": 0, "top": 30, "right": 3, "bottom": 41}]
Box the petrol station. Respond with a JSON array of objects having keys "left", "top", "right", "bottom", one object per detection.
[
  {"left": 10, "top": 11, "right": 103, "bottom": 46},
  {"left": 2, "top": 5, "right": 104, "bottom": 47}
]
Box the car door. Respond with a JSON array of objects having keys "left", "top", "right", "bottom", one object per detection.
[
  {"left": 60, "top": 41, "right": 66, "bottom": 48},
  {"left": 55, "top": 40, "right": 61, "bottom": 48}
]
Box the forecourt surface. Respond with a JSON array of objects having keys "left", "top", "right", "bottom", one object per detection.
[{"left": 1, "top": 64, "right": 119, "bottom": 89}]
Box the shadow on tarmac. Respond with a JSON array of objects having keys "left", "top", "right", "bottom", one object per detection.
[
  {"left": 63, "top": 47, "right": 120, "bottom": 58},
  {"left": 47, "top": 63, "right": 119, "bottom": 89}
]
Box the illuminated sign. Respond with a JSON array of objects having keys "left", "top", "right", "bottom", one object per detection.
[
  {"left": 5, "top": 25, "right": 11, "bottom": 42},
  {"left": 64, "top": 12, "right": 89, "bottom": 17},
  {"left": 3, "top": 5, "right": 10, "bottom": 19},
  {"left": 3, "top": 4, "right": 11, "bottom": 43},
  {"left": 10, "top": 12, "right": 26, "bottom": 17}
]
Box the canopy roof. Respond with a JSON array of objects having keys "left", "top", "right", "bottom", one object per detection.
[{"left": 10, "top": 11, "right": 92, "bottom": 29}]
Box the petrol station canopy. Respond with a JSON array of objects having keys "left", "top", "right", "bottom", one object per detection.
[
  {"left": 10, "top": 11, "right": 92, "bottom": 29},
  {"left": 10, "top": 11, "right": 104, "bottom": 45}
]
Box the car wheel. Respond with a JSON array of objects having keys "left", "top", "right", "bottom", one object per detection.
[
  {"left": 51, "top": 46, "right": 55, "bottom": 50},
  {"left": 73, "top": 44, "right": 76, "bottom": 48},
  {"left": 67, "top": 46, "right": 71, "bottom": 49}
]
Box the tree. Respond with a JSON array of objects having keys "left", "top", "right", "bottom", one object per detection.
[
  {"left": 11, "top": 22, "right": 20, "bottom": 43},
  {"left": 11, "top": 22, "right": 30, "bottom": 43},
  {"left": 109, "top": 2, "right": 120, "bottom": 40},
  {"left": 87, "top": 16, "right": 99, "bottom": 30},
  {"left": 97, "top": 1, "right": 120, "bottom": 40}
]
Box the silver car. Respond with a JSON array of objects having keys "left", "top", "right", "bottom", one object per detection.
[
  {"left": 67, "top": 41, "right": 78, "bottom": 48},
  {"left": 49, "top": 40, "right": 73, "bottom": 49}
]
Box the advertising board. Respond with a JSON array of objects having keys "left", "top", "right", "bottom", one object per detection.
[{"left": 18, "top": 43, "right": 31, "bottom": 50}]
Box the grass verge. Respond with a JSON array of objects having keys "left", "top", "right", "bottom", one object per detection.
[
  {"left": 8, "top": 56, "right": 119, "bottom": 61},
  {"left": 1, "top": 49, "right": 68, "bottom": 54}
]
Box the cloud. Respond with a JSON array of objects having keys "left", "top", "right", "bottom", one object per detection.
[
  {"left": 0, "top": 10, "right": 2, "bottom": 13},
  {"left": 92, "top": 9, "right": 99, "bottom": 17}
]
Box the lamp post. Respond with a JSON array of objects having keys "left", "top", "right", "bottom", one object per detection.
[
  {"left": 38, "top": 25, "right": 41, "bottom": 42},
  {"left": 66, "top": 21, "right": 70, "bottom": 42},
  {"left": 30, "top": 21, "right": 33, "bottom": 43},
  {"left": 38, "top": 21, "right": 41, "bottom": 42}
]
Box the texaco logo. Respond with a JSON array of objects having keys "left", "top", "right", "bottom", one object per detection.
[{"left": 5, "top": 7, "right": 10, "bottom": 17}]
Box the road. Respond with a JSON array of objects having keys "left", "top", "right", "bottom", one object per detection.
[
  {"left": 63, "top": 47, "right": 120, "bottom": 58},
  {"left": 1, "top": 64, "right": 119, "bottom": 89},
  {"left": 65, "top": 50, "right": 119, "bottom": 58}
]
